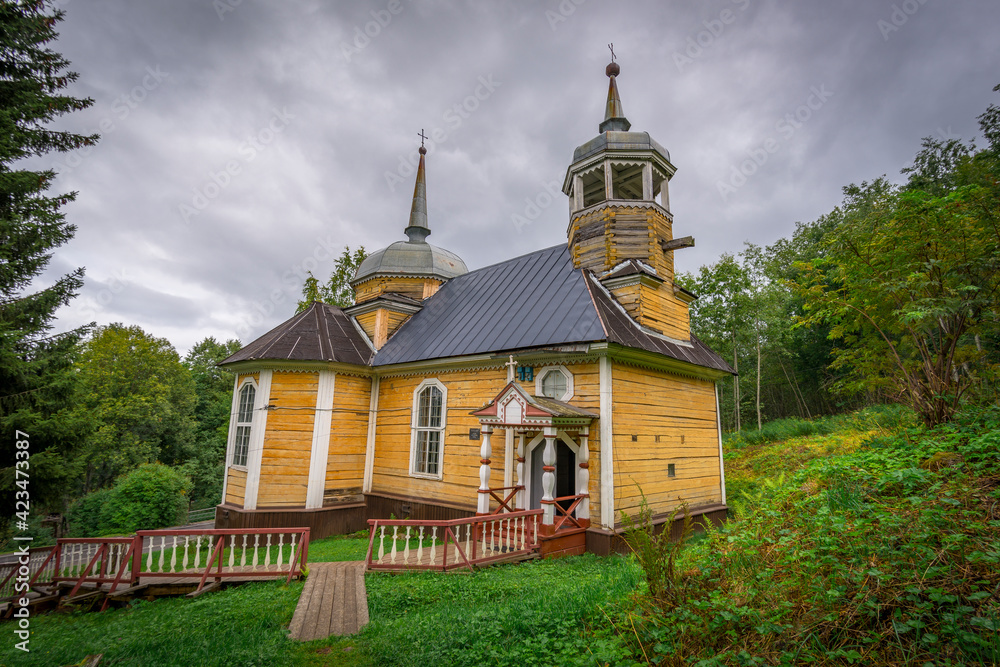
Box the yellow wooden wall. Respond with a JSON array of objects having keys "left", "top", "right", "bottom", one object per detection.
[
  {"left": 257, "top": 371, "right": 318, "bottom": 507},
  {"left": 610, "top": 361, "right": 721, "bottom": 520},
  {"left": 356, "top": 312, "right": 378, "bottom": 340},
  {"left": 225, "top": 468, "right": 247, "bottom": 505},
  {"left": 354, "top": 276, "right": 442, "bottom": 304},
  {"left": 326, "top": 374, "right": 371, "bottom": 499},
  {"left": 369, "top": 362, "right": 604, "bottom": 517}
]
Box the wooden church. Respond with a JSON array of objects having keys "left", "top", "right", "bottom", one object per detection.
[{"left": 216, "top": 59, "right": 734, "bottom": 555}]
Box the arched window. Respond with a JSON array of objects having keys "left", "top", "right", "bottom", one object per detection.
[
  {"left": 410, "top": 379, "right": 447, "bottom": 478},
  {"left": 232, "top": 380, "right": 256, "bottom": 467}
]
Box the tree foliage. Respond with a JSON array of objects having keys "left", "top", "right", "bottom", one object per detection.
[
  {"left": 0, "top": 1, "right": 98, "bottom": 527},
  {"left": 75, "top": 324, "right": 197, "bottom": 490},
  {"left": 793, "top": 94, "right": 1000, "bottom": 426},
  {"left": 296, "top": 245, "right": 367, "bottom": 310}
]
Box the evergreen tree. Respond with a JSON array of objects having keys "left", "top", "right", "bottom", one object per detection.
[{"left": 0, "top": 1, "right": 98, "bottom": 532}]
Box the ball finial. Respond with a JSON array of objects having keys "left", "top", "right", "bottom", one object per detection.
[
  {"left": 606, "top": 61, "right": 620, "bottom": 77},
  {"left": 418, "top": 145, "right": 427, "bottom": 155}
]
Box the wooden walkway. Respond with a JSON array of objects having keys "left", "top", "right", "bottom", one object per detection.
[{"left": 288, "top": 561, "right": 369, "bottom": 641}]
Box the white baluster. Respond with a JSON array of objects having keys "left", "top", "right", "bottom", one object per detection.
[
  {"left": 252, "top": 534, "right": 260, "bottom": 570},
  {"left": 229, "top": 535, "right": 236, "bottom": 570},
  {"left": 277, "top": 534, "right": 284, "bottom": 568},
  {"left": 158, "top": 537, "right": 166, "bottom": 572},
  {"left": 417, "top": 527, "right": 424, "bottom": 565},
  {"left": 182, "top": 537, "right": 190, "bottom": 571},
  {"left": 240, "top": 535, "right": 248, "bottom": 568},
  {"left": 403, "top": 527, "right": 411, "bottom": 564},
  {"left": 169, "top": 537, "right": 178, "bottom": 572},
  {"left": 578, "top": 427, "right": 591, "bottom": 521},
  {"left": 541, "top": 429, "right": 557, "bottom": 527},
  {"left": 430, "top": 527, "right": 438, "bottom": 565},
  {"left": 390, "top": 526, "right": 398, "bottom": 564},
  {"left": 194, "top": 536, "right": 202, "bottom": 569},
  {"left": 454, "top": 527, "right": 461, "bottom": 564},
  {"left": 465, "top": 523, "right": 471, "bottom": 558},
  {"left": 264, "top": 534, "right": 272, "bottom": 569},
  {"left": 477, "top": 427, "right": 493, "bottom": 514},
  {"left": 516, "top": 433, "right": 526, "bottom": 510},
  {"left": 289, "top": 534, "right": 297, "bottom": 567},
  {"left": 146, "top": 538, "right": 154, "bottom": 572},
  {"left": 377, "top": 526, "right": 385, "bottom": 563}
]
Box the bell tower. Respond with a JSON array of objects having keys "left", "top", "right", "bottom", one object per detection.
[{"left": 562, "top": 55, "right": 695, "bottom": 341}]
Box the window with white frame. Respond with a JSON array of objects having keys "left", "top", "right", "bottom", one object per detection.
[
  {"left": 231, "top": 380, "right": 256, "bottom": 467},
  {"left": 410, "top": 379, "right": 447, "bottom": 478},
  {"left": 536, "top": 365, "right": 574, "bottom": 402}
]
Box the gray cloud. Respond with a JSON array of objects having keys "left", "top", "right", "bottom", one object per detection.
[{"left": 32, "top": 0, "right": 1000, "bottom": 354}]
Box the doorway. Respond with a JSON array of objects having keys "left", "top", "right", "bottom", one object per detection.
[{"left": 529, "top": 437, "right": 577, "bottom": 512}]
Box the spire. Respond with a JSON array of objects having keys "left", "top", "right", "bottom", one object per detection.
[
  {"left": 599, "top": 44, "right": 631, "bottom": 133},
  {"left": 404, "top": 131, "right": 430, "bottom": 244}
]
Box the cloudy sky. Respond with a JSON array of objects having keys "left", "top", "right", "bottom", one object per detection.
[{"left": 34, "top": 0, "right": 1000, "bottom": 355}]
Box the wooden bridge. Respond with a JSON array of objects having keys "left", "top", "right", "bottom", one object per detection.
[{"left": 0, "top": 527, "right": 309, "bottom": 617}]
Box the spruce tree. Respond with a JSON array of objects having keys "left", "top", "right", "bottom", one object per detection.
[{"left": 1, "top": 1, "right": 99, "bottom": 534}]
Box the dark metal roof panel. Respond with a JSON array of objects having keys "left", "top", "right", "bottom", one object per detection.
[
  {"left": 583, "top": 272, "right": 735, "bottom": 375},
  {"left": 221, "top": 302, "right": 372, "bottom": 366},
  {"left": 373, "top": 245, "right": 607, "bottom": 365}
]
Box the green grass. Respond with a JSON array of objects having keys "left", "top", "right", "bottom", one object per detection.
[
  {"left": 0, "top": 579, "right": 302, "bottom": 667},
  {"left": 608, "top": 404, "right": 1000, "bottom": 666}
]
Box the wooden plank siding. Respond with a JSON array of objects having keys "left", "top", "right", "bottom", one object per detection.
[
  {"left": 225, "top": 468, "right": 247, "bottom": 506},
  {"left": 353, "top": 277, "right": 442, "bottom": 304},
  {"left": 257, "top": 371, "right": 319, "bottom": 507},
  {"left": 355, "top": 312, "right": 378, "bottom": 341},
  {"left": 610, "top": 361, "right": 721, "bottom": 520},
  {"left": 325, "top": 374, "right": 371, "bottom": 500},
  {"left": 368, "top": 363, "right": 604, "bottom": 518}
]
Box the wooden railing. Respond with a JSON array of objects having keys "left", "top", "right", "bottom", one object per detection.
[
  {"left": 4, "top": 528, "right": 310, "bottom": 613},
  {"left": 0, "top": 545, "right": 57, "bottom": 598},
  {"left": 552, "top": 494, "right": 587, "bottom": 532},
  {"left": 366, "top": 509, "right": 543, "bottom": 572},
  {"left": 488, "top": 485, "right": 522, "bottom": 514}
]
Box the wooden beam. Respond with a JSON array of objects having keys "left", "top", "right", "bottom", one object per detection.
[{"left": 661, "top": 236, "right": 695, "bottom": 252}]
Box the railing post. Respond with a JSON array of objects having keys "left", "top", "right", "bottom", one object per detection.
[
  {"left": 477, "top": 426, "right": 493, "bottom": 515},
  {"left": 132, "top": 534, "right": 142, "bottom": 584},
  {"left": 515, "top": 432, "right": 526, "bottom": 510},
  {"left": 577, "top": 427, "right": 591, "bottom": 525},
  {"left": 540, "top": 426, "right": 557, "bottom": 533}
]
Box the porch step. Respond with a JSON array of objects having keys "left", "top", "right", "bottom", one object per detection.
[{"left": 538, "top": 526, "right": 587, "bottom": 559}]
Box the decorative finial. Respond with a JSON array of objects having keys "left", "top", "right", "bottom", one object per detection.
[
  {"left": 606, "top": 43, "right": 620, "bottom": 77},
  {"left": 417, "top": 128, "right": 427, "bottom": 155}
]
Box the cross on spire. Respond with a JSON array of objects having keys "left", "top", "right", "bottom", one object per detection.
[
  {"left": 418, "top": 128, "right": 427, "bottom": 148},
  {"left": 608, "top": 43, "right": 615, "bottom": 62}
]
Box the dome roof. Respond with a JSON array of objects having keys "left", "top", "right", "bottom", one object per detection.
[
  {"left": 352, "top": 239, "right": 468, "bottom": 284},
  {"left": 572, "top": 130, "right": 671, "bottom": 164}
]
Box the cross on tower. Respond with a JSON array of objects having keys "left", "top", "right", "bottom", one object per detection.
[
  {"left": 417, "top": 128, "right": 427, "bottom": 148},
  {"left": 608, "top": 43, "right": 615, "bottom": 62}
]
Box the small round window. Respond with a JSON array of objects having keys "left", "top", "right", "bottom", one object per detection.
[{"left": 536, "top": 366, "right": 573, "bottom": 401}]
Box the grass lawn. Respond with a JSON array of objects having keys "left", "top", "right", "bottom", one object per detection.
[{"left": 0, "top": 533, "right": 642, "bottom": 666}]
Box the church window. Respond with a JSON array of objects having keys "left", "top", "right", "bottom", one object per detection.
[
  {"left": 231, "top": 379, "right": 256, "bottom": 468},
  {"left": 536, "top": 365, "right": 574, "bottom": 402},
  {"left": 410, "top": 379, "right": 447, "bottom": 478}
]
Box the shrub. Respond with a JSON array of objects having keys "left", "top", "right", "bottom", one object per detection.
[
  {"left": 67, "top": 487, "right": 115, "bottom": 537},
  {"left": 103, "top": 463, "right": 192, "bottom": 533}
]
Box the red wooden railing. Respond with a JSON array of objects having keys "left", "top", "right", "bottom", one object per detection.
[
  {"left": 4, "top": 527, "right": 310, "bottom": 613},
  {"left": 552, "top": 494, "right": 587, "bottom": 532},
  {"left": 487, "top": 485, "right": 523, "bottom": 514},
  {"left": 366, "top": 510, "right": 542, "bottom": 572}
]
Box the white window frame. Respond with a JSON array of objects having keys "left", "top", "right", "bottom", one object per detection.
[
  {"left": 228, "top": 377, "right": 258, "bottom": 470},
  {"left": 409, "top": 378, "right": 448, "bottom": 480},
  {"left": 535, "top": 365, "right": 574, "bottom": 402}
]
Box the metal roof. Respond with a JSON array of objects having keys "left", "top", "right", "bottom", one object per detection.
[
  {"left": 373, "top": 245, "right": 607, "bottom": 366},
  {"left": 220, "top": 302, "right": 372, "bottom": 366},
  {"left": 374, "top": 244, "right": 734, "bottom": 375}
]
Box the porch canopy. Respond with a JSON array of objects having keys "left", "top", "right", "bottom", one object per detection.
[{"left": 471, "top": 382, "right": 596, "bottom": 530}]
